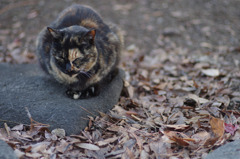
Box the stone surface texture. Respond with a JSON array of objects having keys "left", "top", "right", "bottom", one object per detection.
[
  {"left": 0, "top": 140, "right": 18, "bottom": 159},
  {"left": 0, "top": 63, "right": 124, "bottom": 135},
  {"left": 205, "top": 140, "right": 240, "bottom": 159}
]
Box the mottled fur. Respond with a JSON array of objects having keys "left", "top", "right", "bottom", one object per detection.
[{"left": 36, "top": 5, "right": 123, "bottom": 99}]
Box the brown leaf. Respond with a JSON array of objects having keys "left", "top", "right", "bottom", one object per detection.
[
  {"left": 163, "top": 131, "right": 194, "bottom": 147},
  {"left": 210, "top": 116, "right": 224, "bottom": 137},
  {"left": 171, "top": 136, "right": 190, "bottom": 146},
  {"left": 24, "top": 146, "right": 32, "bottom": 153},
  {"left": 203, "top": 136, "right": 220, "bottom": 147}
]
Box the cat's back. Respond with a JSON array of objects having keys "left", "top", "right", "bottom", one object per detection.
[{"left": 51, "top": 5, "right": 106, "bottom": 30}]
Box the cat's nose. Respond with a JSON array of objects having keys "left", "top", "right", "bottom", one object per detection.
[{"left": 66, "top": 63, "right": 72, "bottom": 72}]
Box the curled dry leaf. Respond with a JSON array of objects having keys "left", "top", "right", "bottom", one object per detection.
[
  {"left": 187, "top": 94, "right": 209, "bottom": 104},
  {"left": 75, "top": 143, "right": 100, "bottom": 151},
  {"left": 201, "top": 69, "right": 220, "bottom": 77},
  {"left": 11, "top": 124, "right": 24, "bottom": 131}
]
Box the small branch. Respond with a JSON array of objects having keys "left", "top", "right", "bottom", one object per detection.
[
  {"left": 25, "top": 107, "right": 50, "bottom": 131},
  {"left": 0, "top": 119, "right": 23, "bottom": 125},
  {"left": 79, "top": 105, "right": 96, "bottom": 116},
  {"left": 4, "top": 123, "right": 10, "bottom": 137}
]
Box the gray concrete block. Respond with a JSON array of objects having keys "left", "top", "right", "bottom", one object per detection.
[{"left": 0, "top": 63, "right": 124, "bottom": 135}]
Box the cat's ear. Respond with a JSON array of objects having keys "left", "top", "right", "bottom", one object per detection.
[
  {"left": 47, "top": 27, "right": 62, "bottom": 39},
  {"left": 85, "top": 29, "right": 96, "bottom": 44}
]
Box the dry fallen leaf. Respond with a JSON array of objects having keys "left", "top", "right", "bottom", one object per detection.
[
  {"left": 187, "top": 94, "right": 209, "bottom": 104},
  {"left": 210, "top": 116, "right": 224, "bottom": 137},
  {"left": 97, "top": 137, "right": 119, "bottom": 146},
  {"left": 201, "top": 69, "right": 220, "bottom": 77},
  {"left": 75, "top": 143, "right": 100, "bottom": 151},
  {"left": 51, "top": 128, "right": 66, "bottom": 138},
  {"left": 164, "top": 124, "right": 189, "bottom": 130},
  {"left": 163, "top": 130, "right": 194, "bottom": 147},
  {"left": 11, "top": 124, "right": 24, "bottom": 131},
  {"left": 191, "top": 131, "right": 211, "bottom": 143}
]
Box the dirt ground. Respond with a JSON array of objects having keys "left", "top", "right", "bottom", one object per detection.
[
  {"left": 1, "top": 0, "right": 240, "bottom": 158},
  {"left": 0, "top": 0, "right": 239, "bottom": 63}
]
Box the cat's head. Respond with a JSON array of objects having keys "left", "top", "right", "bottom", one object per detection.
[{"left": 47, "top": 25, "right": 97, "bottom": 77}]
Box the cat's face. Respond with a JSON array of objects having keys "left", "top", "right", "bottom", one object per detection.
[{"left": 48, "top": 26, "right": 97, "bottom": 76}]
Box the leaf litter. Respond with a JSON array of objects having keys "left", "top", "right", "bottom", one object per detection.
[{"left": 1, "top": 40, "right": 240, "bottom": 158}]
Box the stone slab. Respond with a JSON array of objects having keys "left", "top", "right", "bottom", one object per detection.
[
  {"left": 0, "top": 63, "right": 124, "bottom": 135},
  {"left": 205, "top": 140, "right": 240, "bottom": 159},
  {"left": 0, "top": 140, "right": 18, "bottom": 159}
]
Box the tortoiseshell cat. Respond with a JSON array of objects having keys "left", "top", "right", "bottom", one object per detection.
[{"left": 36, "top": 5, "right": 123, "bottom": 99}]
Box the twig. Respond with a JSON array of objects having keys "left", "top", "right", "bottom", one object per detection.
[
  {"left": 25, "top": 107, "right": 50, "bottom": 131},
  {"left": 4, "top": 123, "right": 10, "bottom": 137},
  {"left": 25, "top": 107, "right": 32, "bottom": 119},
  {"left": 130, "top": 114, "right": 142, "bottom": 122},
  {"left": 0, "top": 1, "right": 36, "bottom": 15},
  {"left": 79, "top": 105, "right": 96, "bottom": 116},
  {"left": 0, "top": 119, "right": 23, "bottom": 125}
]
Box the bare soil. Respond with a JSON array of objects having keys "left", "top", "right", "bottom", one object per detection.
[{"left": 0, "top": 0, "right": 239, "bottom": 63}]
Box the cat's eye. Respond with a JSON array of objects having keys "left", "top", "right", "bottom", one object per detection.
[{"left": 72, "top": 58, "right": 82, "bottom": 66}]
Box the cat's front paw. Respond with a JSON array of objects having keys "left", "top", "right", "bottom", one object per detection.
[
  {"left": 66, "top": 86, "right": 99, "bottom": 99},
  {"left": 84, "top": 86, "right": 100, "bottom": 98},
  {"left": 77, "top": 86, "right": 98, "bottom": 99},
  {"left": 66, "top": 90, "right": 82, "bottom": 99}
]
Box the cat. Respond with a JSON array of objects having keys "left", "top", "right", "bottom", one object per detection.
[{"left": 36, "top": 4, "right": 123, "bottom": 99}]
